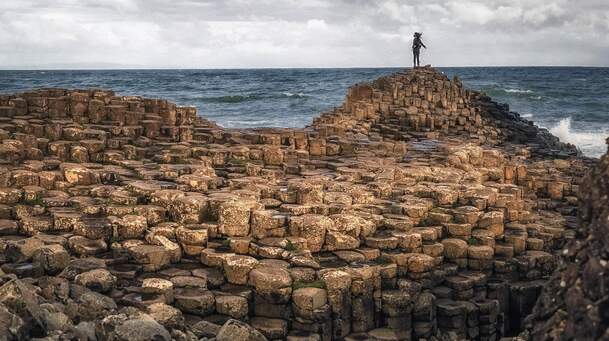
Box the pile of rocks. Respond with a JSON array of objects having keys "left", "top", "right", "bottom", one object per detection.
[
  {"left": 521, "top": 141, "right": 609, "bottom": 340},
  {"left": 0, "top": 67, "right": 590, "bottom": 340},
  {"left": 313, "top": 67, "right": 577, "bottom": 158}
]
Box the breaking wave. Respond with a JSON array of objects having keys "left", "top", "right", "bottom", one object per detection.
[
  {"left": 503, "top": 88, "right": 533, "bottom": 94},
  {"left": 549, "top": 118, "right": 607, "bottom": 158},
  {"left": 282, "top": 91, "right": 307, "bottom": 98}
]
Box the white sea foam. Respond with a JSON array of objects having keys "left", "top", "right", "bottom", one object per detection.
[
  {"left": 504, "top": 88, "right": 533, "bottom": 93},
  {"left": 549, "top": 118, "right": 607, "bottom": 158},
  {"left": 520, "top": 113, "right": 533, "bottom": 118},
  {"left": 282, "top": 91, "right": 306, "bottom": 98}
]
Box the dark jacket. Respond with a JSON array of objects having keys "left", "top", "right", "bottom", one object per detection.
[{"left": 413, "top": 37, "right": 426, "bottom": 50}]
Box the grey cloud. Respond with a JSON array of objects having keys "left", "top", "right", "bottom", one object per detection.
[{"left": 0, "top": 0, "right": 607, "bottom": 68}]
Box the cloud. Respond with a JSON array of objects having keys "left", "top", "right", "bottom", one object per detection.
[
  {"left": 0, "top": 0, "right": 607, "bottom": 68},
  {"left": 446, "top": 1, "right": 496, "bottom": 25}
]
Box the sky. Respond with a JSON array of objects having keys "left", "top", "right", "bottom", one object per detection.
[{"left": 1, "top": 0, "right": 608, "bottom": 69}]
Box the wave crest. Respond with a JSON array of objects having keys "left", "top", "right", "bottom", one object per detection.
[
  {"left": 549, "top": 118, "right": 607, "bottom": 158},
  {"left": 503, "top": 88, "right": 533, "bottom": 94},
  {"left": 282, "top": 91, "right": 307, "bottom": 98}
]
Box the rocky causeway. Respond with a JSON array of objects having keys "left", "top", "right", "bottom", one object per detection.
[{"left": 0, "top": 66, "right": 598, "bottom": 340}]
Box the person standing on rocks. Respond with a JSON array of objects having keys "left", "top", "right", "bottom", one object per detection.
[{"left": 412, "top": 32, "right": 426, "bottom": 68}]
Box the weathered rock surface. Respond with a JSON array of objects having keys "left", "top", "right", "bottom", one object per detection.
[
  {"left": 0, "top": 66, "right": 592, "bottom": 340},
  {"left": 522, "top": 142, "right": 609, "bottom": 340}
]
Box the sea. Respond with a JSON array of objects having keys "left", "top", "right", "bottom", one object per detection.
[{"left": 1, "top": 67, "right": 608, "bottom": 157}]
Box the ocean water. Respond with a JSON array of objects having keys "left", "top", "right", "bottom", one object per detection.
[{"left": 1, "top": 67, "right": 608, "bottom": 157}]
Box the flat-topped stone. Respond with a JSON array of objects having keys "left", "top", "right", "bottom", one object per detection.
[{"left": 0, "top": 66, "right": 587, "bottom": 340}]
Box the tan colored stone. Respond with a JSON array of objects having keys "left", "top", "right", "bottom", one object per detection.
[
  {"left": 32, "top": 244, "right": 70, "bottom": 275},
  {"left": 442, "top": 238, "right": 468, "bottom": 259},
  {"left": 171, "top": 195, "right": 208, "bottom": 224},
  {"left": 288, "top": 214, "right": 333, "bottom": 252},
  {"left": 218, "top": 199, "right": 257, "bottom": 237},
  {"left": 407, "top": 253, "right": 435, "bottom": 273},
  {"left": 142, "top": 278, "right": 175, "bottom": 304},
  {"left": 176, "top": 225, "right": 208, "bottom": 246},
  {"left": 222, "top": 255, "right": 259, "bottom": 285},
  {"left": 292, "top": 287, "right": 327, "bottom": 311},
  {"left": 325, "top": 231, "right": 360, "bottom": 251},
  {"left": 74, "top": 268, "right": 116, "bottom": 293},
  {"left": 215, "top": 295, "right": 248, "bottom": 319},
  {"left": 114, "top": 214, "right": 148, "bottom": 240},
  {"left": 468, "top": 245, "right": 494, "bottom": 259},
  {"left": 62, "top": 164, "right": 99, "bottom": 186},
  {"left": 251, "top": 210, "right": 286, "bottom": 239}
]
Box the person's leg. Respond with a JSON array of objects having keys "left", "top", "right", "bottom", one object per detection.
[
  {"left": 413, "top": 50, "right": 417, "bottom": 68},
  {"left": 415, "top": 50, "right": 420, "bottom": 67}
]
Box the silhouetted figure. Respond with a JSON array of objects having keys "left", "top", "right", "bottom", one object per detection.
[{"left": 412, "top": 32, "right": 426, "bottom": 68}]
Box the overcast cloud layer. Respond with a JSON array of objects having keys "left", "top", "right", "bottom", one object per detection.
[{"left": 1, "top": 0, "right": 608, "bottom": 69}]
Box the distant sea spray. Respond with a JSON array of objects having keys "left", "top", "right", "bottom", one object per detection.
[
  {"left": 548, "top": 118, "right": 608, "bottom": 157},
  {"left": 0, "top": 67, "right": 607, "bottom": 157}
]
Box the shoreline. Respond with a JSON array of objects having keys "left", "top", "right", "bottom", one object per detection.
[{"left": 2, "top": 66, "right": 606, "bottom": 158}]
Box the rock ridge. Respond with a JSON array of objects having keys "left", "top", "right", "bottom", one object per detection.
[{"left": 0, "top": 66, "right": 591, "bottom": 340}]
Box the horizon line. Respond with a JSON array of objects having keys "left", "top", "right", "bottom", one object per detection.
[{"left": 1, "top": 65, "right": 609, "bottom": 71}]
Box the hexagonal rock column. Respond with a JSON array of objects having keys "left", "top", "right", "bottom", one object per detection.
[
  {"left": 249, "top": 265, "right": 293, "bottom": 329},
  {"left": 222, "top": 255, "right": 259, "bottom": 285},
  {"left": 288, "top": 214, "right": 334, "bottom": 253},
  {"left": 320, "top": 270, "right": 352, "bottom": 339}
]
